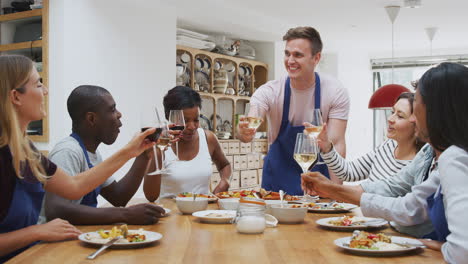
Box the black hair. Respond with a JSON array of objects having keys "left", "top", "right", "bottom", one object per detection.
[
  {"left": 418, "top": 62, "right": 468, "bottom": 153},
  {"left": 163, "top": 86, "right": 202, "bottom": 119},
  {"left": 67, "top": 85, "right": 110, "bottom": 130}
]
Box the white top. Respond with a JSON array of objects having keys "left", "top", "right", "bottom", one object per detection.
[
  {"left": 360, "top": 145, "right": 468, "bottom": 264},
  {"left": 250, "top": 73, "right": 350, "bottom": 145},
  {"left": 160, "top": 128, "right": 212, "bottom": 197},
  {"left": 322, "top": 139, "right": 412, "bottom": 182}
]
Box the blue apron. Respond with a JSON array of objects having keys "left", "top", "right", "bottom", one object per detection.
[
  {"left": 262, "top": 73, "right": 330, "bottom": 195},
  {"left": 424, "top": 188, "right": 450, "bottom": 241},
  {"left": 70, "top": 133, "right": 101, "bottom": 207},
  {"left": 0, "top": 175, "right": 44, "bottom": 262}
]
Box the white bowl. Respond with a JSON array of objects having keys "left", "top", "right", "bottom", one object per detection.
[
  {"left": 270, "top": 205, "right": 307, "bottom": 224},
  {"left": 218, "top": 198, "right": 240, "bottom": 210},
  {"left": 265, "top": 200, "right": 288, "bottom": 215},
  {"left": 176, "top": 197, "right": 208, "bottom": 214}
]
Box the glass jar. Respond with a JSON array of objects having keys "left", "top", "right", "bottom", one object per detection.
[{"left": 236, "top": 198, "right": 266, "bottom": 234}]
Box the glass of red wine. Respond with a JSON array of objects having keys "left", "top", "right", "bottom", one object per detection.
[{"left": 168, "top": 109, "right": 185, "bottom": 160}]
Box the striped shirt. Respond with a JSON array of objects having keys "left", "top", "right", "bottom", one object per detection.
[{"left": 321, "top": 139, "right": 412, "bottom": 182}]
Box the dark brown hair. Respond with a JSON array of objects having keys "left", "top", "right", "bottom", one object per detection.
[
  {"left": 282, "top": 26, "right": 323, "bottom": 55},
  {"left": 394, "top": 92, "right": 424, "bottom": 151}
]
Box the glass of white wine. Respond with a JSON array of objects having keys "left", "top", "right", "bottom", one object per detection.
[
  {"left": 304, "top": 109, "right": 324, "bottom": 165},
  {"left": 304, "top": 109, "right": 323, "bottom": 138},
  {"left": 155, "top": 121, "right": 171, "bottom": 173},
  {"left": 293, "top": 133, "right": 319, "bottom": 202},
  {"left": 245, "top": 103, "right": 264, "bottom": 130}
]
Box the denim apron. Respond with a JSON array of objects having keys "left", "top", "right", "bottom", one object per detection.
[
  {"left": 262, "top": 73, "right": 330, "bottom": 195},
  {"left": 424, "top": 187, "right": 450, "bottom": 241},
  {"left": 70, "top": 133, "right": 101, "bottom": 207},
  {"left": 0, "top": 171, "right": 44, "bottom": 262}
]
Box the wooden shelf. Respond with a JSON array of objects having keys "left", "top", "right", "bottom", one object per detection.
[
  {"left": 0, "top": 40, "right": 42, "bottom": 52},
  {"left": 0, "top": 9, "right": 42, "bottom": 22}
]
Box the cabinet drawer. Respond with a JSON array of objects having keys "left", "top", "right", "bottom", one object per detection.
[
  {"left": 233, "top": 155, "right": 242, "bottom": 170},
  {"left": 240, "top": 155, "right": 248, "bottom": 170},
  {"left": 240, "top": 142, "right": 252, "bottom": 154},
  {"left": 240, "top": 170, "right": 250, "bottom": 188},
  {"left": 221, "top": 142, "right": 229, "bottom": 154},
  {"left": 229, "top": 171, "right": 240, "bottom": 189},
  {"left": 247, "top": 153, "right": 259, "bottom": 169},
  {"left": 228, "top": 142, "right": 240, "bottom": 155}
]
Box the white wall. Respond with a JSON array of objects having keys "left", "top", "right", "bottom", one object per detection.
[{"left": 38, "top": 0, "right": 176, "bottom": 200}]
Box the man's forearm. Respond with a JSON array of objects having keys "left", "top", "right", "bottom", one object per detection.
[
  {"left": 329, "top": 184, "right": 363, "bottom": 205},
  {"left": 45, "top": 194, "right": 126, "bottom": 225}
]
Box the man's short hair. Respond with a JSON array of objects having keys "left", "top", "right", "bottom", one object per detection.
[
  {"left": 67, "top": 85, "right": 110, "bottom": 124},
  {"left": 283, "top": 26, "right": 323, "bottom": 55}
]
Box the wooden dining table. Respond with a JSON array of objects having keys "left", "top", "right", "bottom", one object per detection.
[{"left": 8, "top": 198, "right": 443, "bottom": 264}]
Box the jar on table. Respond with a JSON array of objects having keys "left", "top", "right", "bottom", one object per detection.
[{"left": 235, "top": 198, "right": 266, "bottom": 234}]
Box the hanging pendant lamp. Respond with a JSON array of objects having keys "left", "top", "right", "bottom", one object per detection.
[{"left": 368, "top": 6, "right": 410, "bottom": 110}]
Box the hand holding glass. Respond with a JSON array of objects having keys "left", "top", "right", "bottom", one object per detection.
[
  {"left": 168, "top": 110, "right": 185, "bottom": 160},
  {"left": 294, "top": 133, "right": 319, "bottom": 201},
  {"left": 304, "top": 109, "right": 323, "bottom": 138}
]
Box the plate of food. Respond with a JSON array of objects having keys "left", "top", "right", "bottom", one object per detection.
[
  {"left": 306, "top": 202, "right": 358, "bottom": 213},
  {"left": 316, "top": 216, "right": 387, "bottom": 230},
  {"left": 215, "top": 189, "right": 300, "bottom": 201},
  {"left": 192, "top": 210, "right": 237, "bottom": 224},
  {"left": 79, "top": 225, "right": 162, "bottom": 248},
  {"left": 334, "top": 231, "right": 424, "bottom": 256},
  {"left": 177, "top": 192, "right": 218, "bottom": 203}
]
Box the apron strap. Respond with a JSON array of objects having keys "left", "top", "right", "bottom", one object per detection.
[{"left": 70, "top": 133, "right": 94, "bottom": 169}]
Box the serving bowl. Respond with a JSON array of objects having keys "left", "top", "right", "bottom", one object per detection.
[
  {"left": 265, "top": 200, "right": 288, "bottom": 215},
  {"left": 176, "top": 197, "right": 208, "bottom": 214},
  {"left": 270, "top": 204, "right": 307, "bottom": 224}
]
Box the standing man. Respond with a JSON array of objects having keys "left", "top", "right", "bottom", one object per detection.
[
  {"left": 40, "top": 85, "right": 165, "bottom": 225},
  {"left": 238, "top": 27, "right": 350, "bottom": 195}
]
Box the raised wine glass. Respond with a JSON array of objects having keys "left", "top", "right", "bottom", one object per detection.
[
  {"left": 168, "top": 109, "right": 185, "bottom": 160},
  {"left": 146, "top": 107, "right": 168, "bottom": 175},
  {"left": 140, "top": 108, "right": 162, "bottom": 175},
  {"left": 293, "top": 133, "right": 319, "bottom": 202},
  {"left": 304, "top": 109, "right": 324, "bottom": 164},
  {"left": 244, "top": 103, "right": 264, "bottom": 130}
]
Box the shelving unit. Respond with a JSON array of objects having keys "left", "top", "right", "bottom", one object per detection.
[
  {"left": 176, "top": 44, "right": 269, "bottom": 191},
  {"left": 0, "top": 1, "right": 49, "bottom": 142}
]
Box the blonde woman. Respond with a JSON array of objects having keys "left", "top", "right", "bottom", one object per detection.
[{"left": 0, "top": 55, "right": 156, "bottom": 262}]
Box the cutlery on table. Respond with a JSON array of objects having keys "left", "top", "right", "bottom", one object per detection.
[{"left": 87, "top": 236, "right": 121, "bottom": 260}]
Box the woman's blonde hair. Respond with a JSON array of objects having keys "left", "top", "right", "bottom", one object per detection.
[{"left": 0, "top": 55, "right": 47, "bottom": 182}]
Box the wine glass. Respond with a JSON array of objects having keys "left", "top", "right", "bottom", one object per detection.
[
  {"left": 304, "top": 109, "right": 324, "bottom": 164},
  {"left": 147, "top": 107, "right": 168, "bottom": 175},
  {"left": 140, "top": 108, "right": 162, "bottom": 175},
  {"left": 155, "top": 122, "right": 171, "bottom": 173},
  {"left": 304, "top": 109, "right": 323, "bottom": 138},
  {"left": 293, "top": 133, "right": 319, "bottom": 202},
  {"left": 168, "top": 110, "right": 185, "bottom": 160},
  {"left": 244, "top": 103, "right": 264, "bottom": 130},
  {"left": 243, "top": 103, "right": 265, "bottom": 155}
]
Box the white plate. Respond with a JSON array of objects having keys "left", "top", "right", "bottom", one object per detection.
[
  {"left": 192, "top": 210, "right": 236, "bottom": 224},
  {"left": 79, "top": 230, "right": 162, "bottom": 248},
  {"left": 177, "top": 28, "right": 209, "bottom": 40},
  {"left": 316, "top": 216, "right": 387, "bottom": 230},
  {"left": 308, "top": 203, "right": 358, "bottom": 213},
  {"left": 334, "top": 236, "right": 424, "bottom": 256}
]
